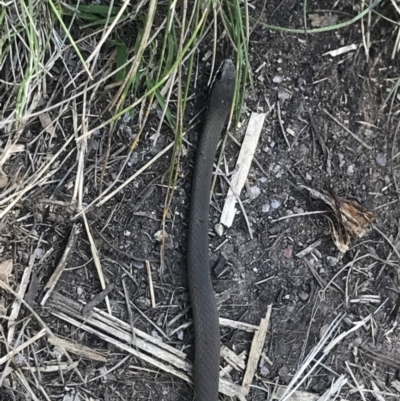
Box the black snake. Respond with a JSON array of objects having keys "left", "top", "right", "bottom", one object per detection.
[{"left": 187, "top": 59, "right": 236, "bottom": 401}]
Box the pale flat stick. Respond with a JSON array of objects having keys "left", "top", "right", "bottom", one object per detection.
[
  {"left": 220, "top": 112, "right": 267, "bottom": 227},
  {"left": 41, "top": 224, "right": 80, "bottom": 306},
  {"left": 271, "top": 387, "right": 319, "bottom": 400},
  {"left": 241, "top": 305, "right": 272, "bottom": 396},
  {"left": 48, "top": 336, "right": 107, "bottom": 362},
  {"left": 219, "top": 317, "right": 259, "bottom": 332}
]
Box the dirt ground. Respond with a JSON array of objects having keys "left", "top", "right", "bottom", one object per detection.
[{"left": 1, "top": 1, "right": 400, "bottom": 400}]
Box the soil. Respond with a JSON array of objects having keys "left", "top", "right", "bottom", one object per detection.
[{"left": 1, "top": 1, "right": 400, "bottom": 401}]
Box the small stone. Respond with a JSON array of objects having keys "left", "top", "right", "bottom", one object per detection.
[
  {"left": 262, "top": 203, "right": 271, "bottom": 213},
  {"left": 326, "top": 256, "right": 339, "bottom": 266},
  {"left": 154, "top": 230, "right": 168, "bottom": 242},
  {"left": 376, "top": 153, "right": 387, "bottom": 167},
  {"left": 259, "top": 177, "right": 267, "bottom": 183},
  {"left": 248, "top": 185, "right": 261, "bottom": 200},
  {"left": 278, "top": 90, "right": 290, "bottom": 104},
  {"left": 347, "top": 164, "right": 355, "bottom": 175},
  {"left": 214, "top": 223, "right": 224, "bottom": 237},
  {"left": 77, "top": 287, "right": 84, "bottom": 296},
  {"left": 135, "top": 296, "right": 151, "bottom": 310},
  {"left": 297, "top": 77, "right": 306, "bottom": 88},
  {"left": 124, "top": 230, "right": 131, "bottom": 237},
  {"left": 177, "top": 330, "right": 184, "bottom": 341},
  {"left": 305, "top": 172, "right": 312, "bottom": 181},
  {"left": 273, "top": 164, "right": 281, "bottom": 173},
  {"left": 260, "top": 365, "right": 270, "bottom": 377},
  {"left": 299, "top": 291, "right": 309, "bottom": 301},
  {"left": 271, "top": 199, "right": 281, "bottom": 209},
  {"left": 282, "top": 245, "right": 293, "bottom": 259},
  {"left": 273, "top": 75, "right": 283, "bottom": 83},
  {"left": 338, "top": 153, "right": 345, "bottom": 168}
]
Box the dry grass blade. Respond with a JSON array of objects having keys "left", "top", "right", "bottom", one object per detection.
[{"left": 47, "top": 291, "right": 245, "bottom": 398}]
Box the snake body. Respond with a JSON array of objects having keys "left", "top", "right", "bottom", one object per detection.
[{"left": 187, "top": 59, "right": 236, "bottom": 401}]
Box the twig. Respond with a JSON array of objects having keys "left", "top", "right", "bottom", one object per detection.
[
  {"left": 323, "top": 109, "right": 372, "bottom": 150},
  {"left": 41, "top": 224, "right": 80, "bottom": 306},
  {"left": 276, "top": 101, "right": 291, "bottom": 149},
  {"left": 146, "top": 260, "right": 156, "bottom": 308}
]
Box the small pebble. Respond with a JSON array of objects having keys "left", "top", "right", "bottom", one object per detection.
[
  {"left": 262, "top": 203, "right": 271, "bottom": 213},
  {"left": 154, "top": 230, "right": 168, "bottom": 242},
  {"left": 214, "top": 223, "right": 224, "bottom": 237},
  {"left": 306, "top": 173, "right": 312, "bottom": 181},
  {"left": 124, "top": 230, "right": 131, "bottom": 237},
  {"left": 297, "top": 77, "right": 306, "bottom": 88},
  {"left": 326, "top": 256, "right": 339, "bottom": 266},
  {"left": 271, "top": 199, "right": 281, "bottom": 209},
  {"left": 347, "top": 164, "right": 355, "bottom": 175},
  {"left": 338, "top": 153, "right": 345, "bottom": 168},
  {"left": 273, "top": 75, "right": 283, "bottom": 83},
  {"left": 376, "top": 153, "right": 387, "bottom": 167},
  {"left": 77, "top": 287, "right": 84, "bottom": 296},
  {"left": 248, "top": 185, "right": 261, "bottom": 200},
  {"left": 278, "top": 90, "right": 290, "bottom": 104},
  {"left": 299, "top": 291, "right": 309, "bottom": 301},
  {"left": 273, "top": 164, "right": 281, "bottom": 173}
]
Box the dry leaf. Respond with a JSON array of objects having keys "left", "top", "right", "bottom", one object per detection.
[
  {"left": 39, "top": 112, "right": 56, "bottom": 137},
  {"left": 0, "top": 259, "right": 13, "bottom": 283},
  {"left": 300, "top": 185, "right": 375, "bottom": 254}
]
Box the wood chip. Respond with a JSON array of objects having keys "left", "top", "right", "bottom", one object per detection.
[
  {"left": 0, "top": 259, "right": 13, "bottom": 283},
  {"left": 295, "top": 240, "right": 322, "bottom": 258},
  {"left": 220, "top": 112, "right": 266, "bottom": 227},
  {"left": 221, "top": 346, "right": 246, "bottom": 370},
  {"left": 241, "top": 305, "right": 272, "bottom": 395}
]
